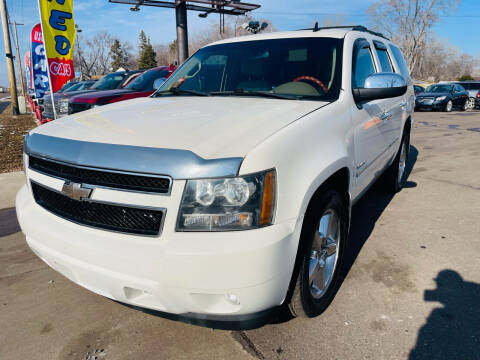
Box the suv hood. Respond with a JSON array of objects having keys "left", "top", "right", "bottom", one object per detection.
[{"left": 32, "top": 96, "right": 326, "bottom": 159}]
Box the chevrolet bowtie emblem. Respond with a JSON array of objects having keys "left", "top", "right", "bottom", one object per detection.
[{"left": 61, "top": 182, "right": 92, "bottom": 201}]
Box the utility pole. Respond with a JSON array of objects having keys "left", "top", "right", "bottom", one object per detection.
[
  {"left": 175, "top": 0, "right": 188, "bottom": 63},
  {"left": 12, "top": 21, "right": 26, "bottom": 97},
  {"left": 0, "top": 0, "right": 19, "bottom": 115}
]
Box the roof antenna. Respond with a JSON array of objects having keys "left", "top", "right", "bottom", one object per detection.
[{"left": 313, "top": 21, "right": 319, "bottom": 32}]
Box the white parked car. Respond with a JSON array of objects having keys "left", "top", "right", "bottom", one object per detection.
[{"left": 16, "top": 26, "right": 414, "bottom": 329}]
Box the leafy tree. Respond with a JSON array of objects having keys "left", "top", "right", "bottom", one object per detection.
[
  {"left": 138, "top": 30, "right": 157, "bottom": 69},
  {"left": 109, "top": 39, "right": 129, "bottom": 71}
]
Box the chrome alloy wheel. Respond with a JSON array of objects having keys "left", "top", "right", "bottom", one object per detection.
[
  {"left": 309, "top": 209, "right": 340, "bottom": 299},
  {"left": 398, "top": 140, "right": 407, "bottom": 184},
  {"left": 446, "top": 100, "right": 453, "bottom": 112},
  {"left": 469, "top": 97, "right": 475, "bottom": 109}
]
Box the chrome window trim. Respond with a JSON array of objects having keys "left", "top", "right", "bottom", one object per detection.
[
  {"left": 30, "top": 180, "right": 167, "bottom": 238},
  {"left": 28, "top": 155, "right": 173, "bottom": 196},
  {"left": 25, "top": 133, "right": 243, "bottom": 180}
]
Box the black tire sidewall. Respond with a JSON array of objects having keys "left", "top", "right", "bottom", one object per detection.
[{"left": 297, "top": 190, "right": 347, "bottom": 317}]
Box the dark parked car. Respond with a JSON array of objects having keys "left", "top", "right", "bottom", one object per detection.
[
  {"left": 414, "top": 84, "right": 425, "bottom": 95},
  {"left": 41, "top": 81, "right": 97, "bottom": 121},
  {"left": 415, "top": 83, "right": 469, "bottom": 112},
  {"left": 69, "top": 66, "right": 175, "bottom": 114},
  {"left": 40, "top": 71, "right": 143, "bottom": 122},
  {"left": 453, "top": 81, "right": 480, "bottom": 109}
]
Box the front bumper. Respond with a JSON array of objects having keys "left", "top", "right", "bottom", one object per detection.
[
  {"left": 16, "top": 180, "right": 299, "bottom": 328},
  {"left": 415, "top": 100, "right": 446, "bottom": 110}
]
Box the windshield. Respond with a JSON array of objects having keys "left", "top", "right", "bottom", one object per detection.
[
  {"left": 64, "top": 82, "right": 84, "bottom": 92},
  {"left": 76, "top": 81, "right": 94, "bottom": 90},
  {"left": 426, "top": 84, "right": 453, "bottom": 93},
  {"left": 157, "top": 37, "right": 343, "bottom": 101},
  {"left": 59, "top": 82, "right": 76, "bottom": 92},
  {"left": 125, "top": 68, "right": 171, "bottom": 91},
  {"left": 90, "top": 73, "right": 125, "bottom": 90}
]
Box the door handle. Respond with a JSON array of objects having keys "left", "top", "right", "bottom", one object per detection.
[
  {"left": 380, "top": 112, "right": 391, "bottom": 122},
  {"left": 400, "top": 100, "right": 407, "bottom": 108}
]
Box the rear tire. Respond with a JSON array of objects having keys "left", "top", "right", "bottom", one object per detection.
[
  {"left": 383, "top": 128, "right": 410, "bottom": 193},
  {"left": 288, "top": 190, "right": 347, "bottom": 318}
]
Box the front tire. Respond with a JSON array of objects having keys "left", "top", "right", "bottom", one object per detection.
[
  {"left": 288, "top": 190, "right": 347, "bottom": 318},
  {"left": 461, "top": 99, "right": 469, "bottom": 111},
  {"left": 445, "top": 100, "right": 453, "bottom": 112}
]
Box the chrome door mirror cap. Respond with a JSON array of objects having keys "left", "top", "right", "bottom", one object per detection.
[{"left": 354, "top": 73, "right": 408, "bottom": 103}]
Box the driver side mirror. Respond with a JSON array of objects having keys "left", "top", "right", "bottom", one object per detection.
[
  {"left": 353, "top": 73, "right": 407, "bottom": 103},
  {"left": 153, "top": 78, "right": 167, "bottom": 90}
]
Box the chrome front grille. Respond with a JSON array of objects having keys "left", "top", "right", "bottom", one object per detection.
[{"left": 29, "top": 156, "right": 171, "bottom": 194}]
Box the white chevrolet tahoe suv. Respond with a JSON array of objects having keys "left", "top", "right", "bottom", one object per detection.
[{"left": 17, "top": 26, "right": 414, "bottom": 329}]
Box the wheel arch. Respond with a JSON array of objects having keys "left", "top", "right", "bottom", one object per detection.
[{"left": 282, "top": 165, "right": 351, "bottom": 308}]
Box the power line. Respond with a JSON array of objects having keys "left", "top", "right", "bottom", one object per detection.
[{"left": 255, "top": 10, "right": 480, "bottom": 19}]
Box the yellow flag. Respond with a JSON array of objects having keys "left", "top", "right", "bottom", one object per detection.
[{"left": 38, "top": 0, "right": 76, "bottom": 92}]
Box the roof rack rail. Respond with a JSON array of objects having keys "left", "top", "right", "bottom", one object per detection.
[{"left": 300, "top": 24, "right": 390, "bottom": 40}]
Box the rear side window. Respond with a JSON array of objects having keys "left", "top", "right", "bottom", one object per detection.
[
  {"left": 374, "top": 41, "right": 393, "bottom": 72},
  {"left": 352, "top": 40, "right": 376, "bottom": 88},
  {"left": 389, "top": 45, "right": 411, "bottom": 83}
]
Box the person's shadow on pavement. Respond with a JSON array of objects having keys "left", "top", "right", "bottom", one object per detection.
[{"left": 409, "top": 270, "right": 480, "bottom": 360}]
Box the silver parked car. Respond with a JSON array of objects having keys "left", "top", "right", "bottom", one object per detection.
[{"left": 453, "top": 81, "right": 480, "bottom": 109}]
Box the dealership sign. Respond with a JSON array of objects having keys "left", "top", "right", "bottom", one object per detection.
[
  {"left": 38, "top": 0, "right": 76, "bottom": 92},
  {"left": 31, "top": 24, "right": 49, "bottom": 98}
]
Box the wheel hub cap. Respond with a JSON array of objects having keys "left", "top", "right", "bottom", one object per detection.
[{"left": 309, "top": 209, "right": 340, "bottom": 299}]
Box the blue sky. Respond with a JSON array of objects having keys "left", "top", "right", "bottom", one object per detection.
[{"left": 1, "top": 0, "right": 479, "bottom": 86}]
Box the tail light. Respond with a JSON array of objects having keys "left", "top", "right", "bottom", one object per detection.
[{"left": 476, "top": 93, "right": 480, "bottom": 98}]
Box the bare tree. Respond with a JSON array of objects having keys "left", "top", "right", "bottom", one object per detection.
[
  {"left": 367, "top": 0, "right": 460, "bottom": 74},
  {"left": 74, "top": 31, "right": 115, "bottom": 78},
  {"left": 412, "top": 36, "right": 475, "bottom": 81}
]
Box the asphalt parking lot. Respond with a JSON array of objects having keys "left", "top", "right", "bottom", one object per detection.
[{"left": 1, "top": 110, "right": 479, "bottom": 360}]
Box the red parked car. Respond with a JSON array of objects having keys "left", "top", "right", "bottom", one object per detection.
[{"left": 68, "top": 65, "right": 176, "bottom": 114}]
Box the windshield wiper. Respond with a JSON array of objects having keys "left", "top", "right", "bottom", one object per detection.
[
  {"left": 155, "top": 87, "right": 210, "bottom": 97},
  {"left": 211, "top": 88, "right": 299, "bottom": 100}
]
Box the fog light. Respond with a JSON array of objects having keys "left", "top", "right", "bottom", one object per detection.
[{"left": 225, "top": 293, "right": 240, "bottom": 305}]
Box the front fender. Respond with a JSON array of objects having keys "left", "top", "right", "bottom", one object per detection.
[{"left": 239, "top": 101, "right": 354, "bottom": 225}]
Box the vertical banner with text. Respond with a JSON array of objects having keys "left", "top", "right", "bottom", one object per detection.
[
  {"left": 24, "top": 51, "right": 34, "bottom": 92},
  {"left": 31, "top": 24, "right": 49, "bottom": 98},
  {"left": 38, "top": 0, "right": 76, "bottom": 93}
]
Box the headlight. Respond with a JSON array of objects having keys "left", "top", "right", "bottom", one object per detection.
[
  {"left": 176, "top": 169, "right": 276, "bottom": 231},
  {"left": 435, "top": 96, "right": 446, "bottom": 101},
  {"left": 58, "top": 99, "right": 69, "bottom": 113}
]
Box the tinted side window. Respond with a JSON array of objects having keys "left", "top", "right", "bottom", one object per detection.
[
  {"left": 389, "top": 45, "right": 411, "bottom": 82},
  {"left": 374, "top": 41, "right": 393, "bottom": 72},
  {"left": 353, "top": 42, "right": 376, "bottom": 88},
  {"left": 456, "top": 85, "right": 466, "bottom": 92}
]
